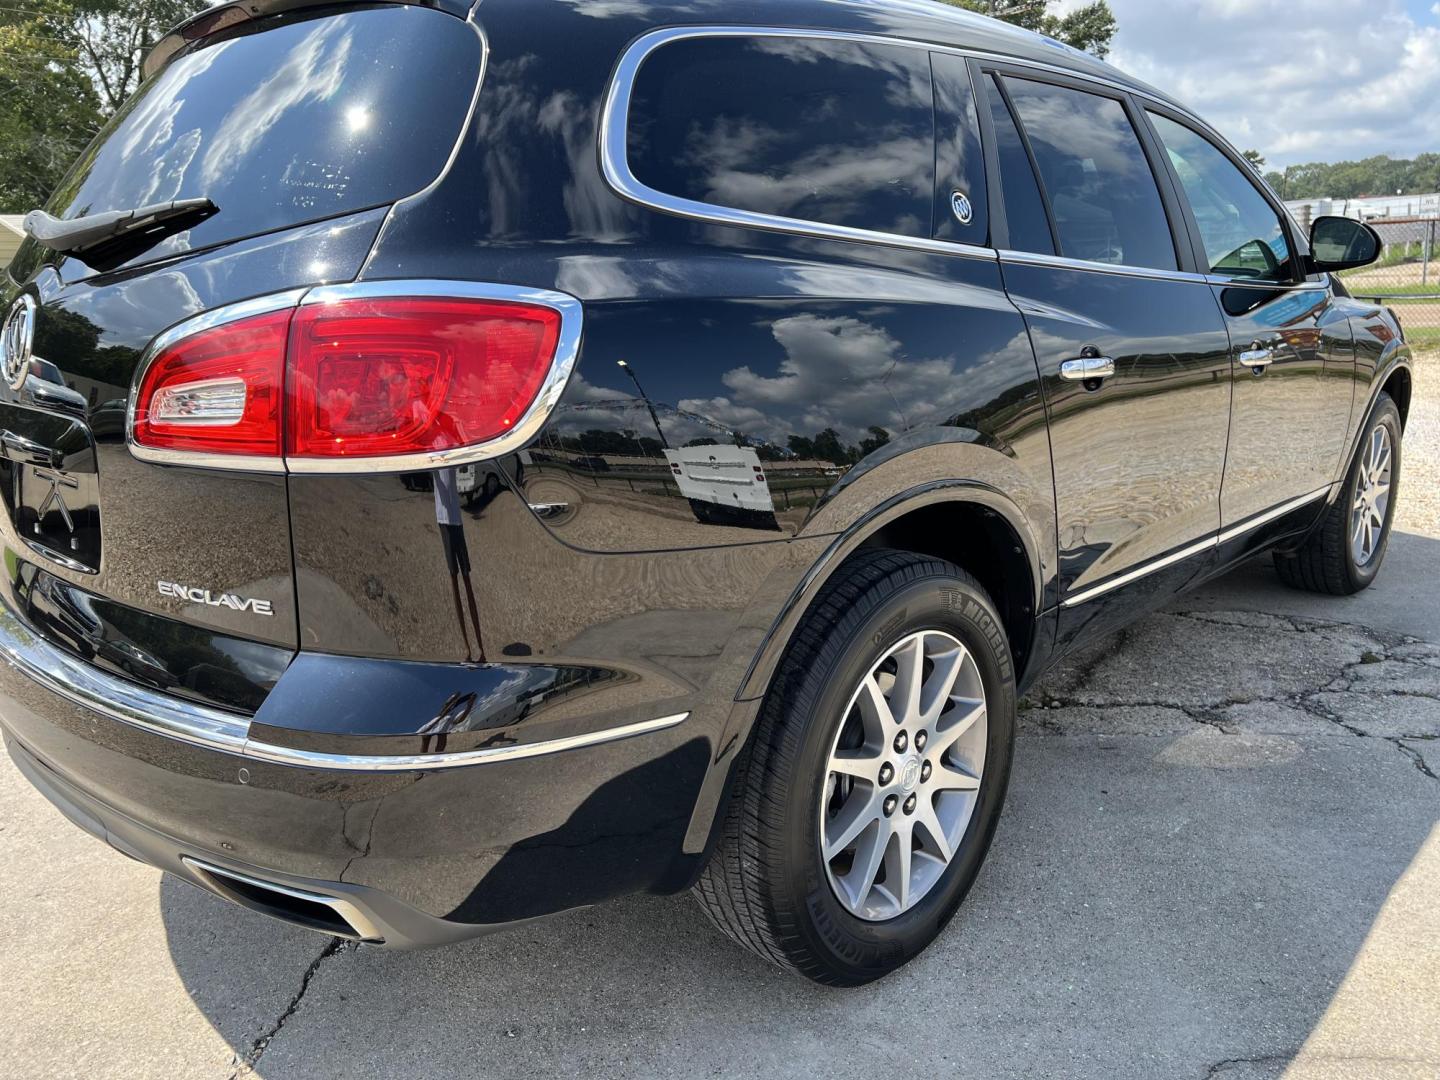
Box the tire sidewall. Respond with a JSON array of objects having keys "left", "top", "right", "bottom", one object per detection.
[{"left": 774, "top": 570, "right": 1016, "bottom": 981}]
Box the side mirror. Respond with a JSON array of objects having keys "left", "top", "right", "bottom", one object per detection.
[{"left": 1307, "top": 215, "right": 1383, "bottom": 274}]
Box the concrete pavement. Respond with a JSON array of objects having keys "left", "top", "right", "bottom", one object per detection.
[{"left": 1, "top": 355, "right": 1437, "bottom": 1079}]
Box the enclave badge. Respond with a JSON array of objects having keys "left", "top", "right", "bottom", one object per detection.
[
  {"left": 1, "top": 294, "right": 37, "bottom": 391},
  {"left": 158, "top": 580, "right": 275, "bottom": 616}
]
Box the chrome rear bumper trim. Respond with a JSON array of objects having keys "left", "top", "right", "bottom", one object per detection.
[
  {"left": 240, "top": 713, "right": 691, "bottom": 771},
  {"left": 0, "top": 601, "right": 250, "bottom": 753},
  {"left": 0, "top": 599, "right": 688, "bottom": 769}
]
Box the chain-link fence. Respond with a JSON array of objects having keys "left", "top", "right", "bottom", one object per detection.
[{"left": 1338, "top": 216, "right": 1439, "bottom": 347}]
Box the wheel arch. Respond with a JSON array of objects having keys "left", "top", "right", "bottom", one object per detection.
[{"left": 735, "top": 479, "right": 1049, "bottom": 704}]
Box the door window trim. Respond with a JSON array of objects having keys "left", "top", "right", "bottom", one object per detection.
[
  {"left": 598, "top": 24, "right": 1291, "bottom": 281},
  {"left": 600, "top": 26, "right": 995, "bottom": 262},
  {"left": 976, "top": 60, "right": 1193, "bottom": 276}
]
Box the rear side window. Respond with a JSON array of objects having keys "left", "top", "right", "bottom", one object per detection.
[
  {"left": 984, "top": 74, "right": 1054, "bottom": 256},
  {"left": 1003, "top": 77, "right": 1176, "bottom": 271},
  {"left": 1147, "top": 113, "right": 1295, "bottom": 282},
  {"left": 45, "top": 7, "right": 480, "bottom": 262},
  {"left": 931, "top": 53, "right": 989, "bottom": 246},
  {"left": 626, "top": 35, "right": 935, "bottom": 239}
]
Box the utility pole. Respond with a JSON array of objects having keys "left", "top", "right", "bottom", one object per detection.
[{"left": 617, "top": 360, "right": 670, "bottom": 450}]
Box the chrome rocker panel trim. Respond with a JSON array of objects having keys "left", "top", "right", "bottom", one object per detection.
[
  {"left": 126, "top": 280, "right": 584, "bottom": 476},
  {"left": 1061, "top": 488, "right": 1330, "bottom": 608},
  {"left": 0, "top": 596, "right": 687, "bottom": 769}
]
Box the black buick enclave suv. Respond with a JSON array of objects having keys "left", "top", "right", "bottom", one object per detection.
[{"left": 0, "top": 0, "right": 1410, "bottom": 985}]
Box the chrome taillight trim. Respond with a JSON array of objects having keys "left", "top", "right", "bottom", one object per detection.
[
  {"left": 125, "top": 280, "right": 583, "bottom": 475},
  {"left": 127, "top": 289, "right": 307, "bottom": 474},
  {"left": 285, "top": 280, "right": 584, "bottom": 475}
]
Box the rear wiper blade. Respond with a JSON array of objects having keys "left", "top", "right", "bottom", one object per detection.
[{"left": 23, "top": 198, "right": 218, "bottom": 257}]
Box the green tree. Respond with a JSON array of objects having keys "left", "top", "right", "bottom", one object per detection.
[
  {"left": 1242, "top": 150, "right": 1266, "bottom": 170},
  {"left": 938, "top": 0, "right": 1118, "bottom": 58},
  {"left": 0, "top": 1, "right": 202, "bottom": 212},
  {"left": 1261, "top": 154, "right": 1440, "bottom": 202}
]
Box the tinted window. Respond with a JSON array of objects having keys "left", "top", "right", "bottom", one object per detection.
[
  {"left": 931, "top": 54, "right": 989, "bottom": 246},
  {"left": 1148, "top": 113, "right": 1294, "bottom": 281},
  {"left": 47, "top": 7, "right": 480, "bottom": 263},
  {"left": 1004, "top": 77, "right": 1176, "bottom": 270},
  {"left": 985, "top": 75, "right": 1054, "bottom": 255},
  {"left": 627, "top": 36, "right": 934, "bottom": 238}
]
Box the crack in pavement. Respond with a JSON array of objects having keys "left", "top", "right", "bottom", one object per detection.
[
  {"left": 1027, "top": 609, "right": 1440, "bottom": 786},
  {"left": 1202, "top": 1050, "right": 1295, "bottom": 1078},
  {"left": 229, "top": 938, "right": 352, "bottom": 1079}
]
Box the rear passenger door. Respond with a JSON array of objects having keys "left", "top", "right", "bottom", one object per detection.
[
  {"left": 971, "top": 65, "right": 1232, "bottom": 648},
  {"left": 1144, "top": 110, "right": 1355, "bottom": 542}
]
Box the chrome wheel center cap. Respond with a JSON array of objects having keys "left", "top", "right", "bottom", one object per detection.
[{"left": 899, "top": 757, "right": 922, "bottom": 793}]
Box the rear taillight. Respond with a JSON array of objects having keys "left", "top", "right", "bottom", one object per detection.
[
  {"left": 287, "top": 297, "right": 560, "bottom": 460},
  {"left": 130, "top": 287, "right": 573, "bottom": 470},
  {"left": 132, "top": 310, "right": 289, "bottom": 458}
]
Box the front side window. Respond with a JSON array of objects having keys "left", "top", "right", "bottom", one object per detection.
[
  {"left": 1148, "top": 113, "right": 1294, "bottom": 281},
  {"left": 1003, "top": 77, "right": 1177, "bottom": 271},
  {"left": 626, "top": 35, "right": 935, "bottom": 239}
]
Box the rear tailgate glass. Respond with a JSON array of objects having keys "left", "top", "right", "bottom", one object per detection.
[{"left": 43, "top": 5, "right": 479, "bottom": 268}]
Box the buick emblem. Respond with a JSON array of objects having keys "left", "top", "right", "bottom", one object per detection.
[
  {"left": 1, "top": 294, "right": 36, "bottom": 392},
  {"left": 950, "top": 190, "right": 974, "bottom": 226}
]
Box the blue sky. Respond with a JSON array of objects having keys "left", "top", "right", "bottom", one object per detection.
[{"left": 1074, "top": 0, "right": 1440, "bottom": 167}]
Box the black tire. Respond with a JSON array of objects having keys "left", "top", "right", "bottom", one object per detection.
[
  {"left": 693, "top": 548, "right": 1016, "bottom": 986},
  {"left": 1274, "top": 392, "right": 1401, "bottom": 595}
]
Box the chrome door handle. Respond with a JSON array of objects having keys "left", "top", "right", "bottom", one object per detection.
[
  {"left": 1059, "top": 354, "right": 1117, "bottom": 382},
  {"left": 1238, "top": 346, "right": 1275, "bottom": 374}
]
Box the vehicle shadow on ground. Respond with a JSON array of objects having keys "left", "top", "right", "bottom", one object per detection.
[{"left": 157, "top": 543, "right": 1440, "bottom": 1079}]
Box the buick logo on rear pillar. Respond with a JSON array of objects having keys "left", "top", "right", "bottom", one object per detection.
[{"left": 1, "top": 295, "right": 36, "bottom": 392}]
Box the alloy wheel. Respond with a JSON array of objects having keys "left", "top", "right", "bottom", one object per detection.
[
  {"left": 819, "top": 629, "right": 988, "bottom": 921},
  {"left": 1351, "top": 423, "right": 1393, "bottom": 566}
]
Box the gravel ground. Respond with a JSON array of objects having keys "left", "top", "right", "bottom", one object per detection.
[{"left": 1395, "top": 348, "right": 1439, "bottom": 537}]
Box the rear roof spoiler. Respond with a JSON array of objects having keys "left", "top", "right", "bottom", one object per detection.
[{"left": 144, "top": 0, "right": 471, "bottom": 80}]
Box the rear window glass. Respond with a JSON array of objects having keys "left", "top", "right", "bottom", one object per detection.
[
  {"left": 626, "top": 35, "right": 935, "bottom": 239},
  {"left": 45, "top": 6, "right": 479, "bottom": 261}
]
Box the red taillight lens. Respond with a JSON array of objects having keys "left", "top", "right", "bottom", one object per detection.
[
  {"left": 131, "top": 310, "right": 290, "bottom": 458},
  {"left": 287, "top": 297, "right": 561, "bottom": 460},
  {"left": 131, "top": 294, "right": 566, "bottom": 466}
]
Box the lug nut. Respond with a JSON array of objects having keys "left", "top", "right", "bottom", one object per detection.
[
  {"left": 893, "top": 731, "right": 908, "bottom": 753},
  {"left": 878, "top": 762, "right": 895, "bottom": 785},
  {"left": 903, "top": 794, "right": 917, "bottom": 815},
  {"left": 920, "top": 761, "right": 932, "bottom": 783},
  {"left": 915, "top": 731, "right": 928, "bottom": 751},
  {"left": 883, "top": 795, "right": 899, "bottom": 817}
]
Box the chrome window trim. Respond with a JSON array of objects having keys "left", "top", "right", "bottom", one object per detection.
[
  {"left": 601, "top": 25, "right": 1253, "bottom": 280},
  {"left": 125, "top": 280, "right": 584, "bottom": 476},
  {"left": 999, "top": 248, "right": 1210, "bottom": 285},
  {"left": 241, "top": 712, "right": 691, "bottom": 772},
  {"left": 1062, "top": 488, "right": 1329, "bottom": 608},
  {"left": 599, "top": 26, "right": 999, "bottom": 263}
]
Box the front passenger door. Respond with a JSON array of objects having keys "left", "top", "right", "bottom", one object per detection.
[{"left": 1146, "top": 112, "right": 1355, "bottom": 535}]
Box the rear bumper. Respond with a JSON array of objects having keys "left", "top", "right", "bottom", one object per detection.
[{"left": 0, "top": 599, "right": 711, "bottom": 944}]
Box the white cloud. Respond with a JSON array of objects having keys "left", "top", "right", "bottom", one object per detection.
[{"left": 1103, "top": 0, "right": 1440, "bottom": 167}]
